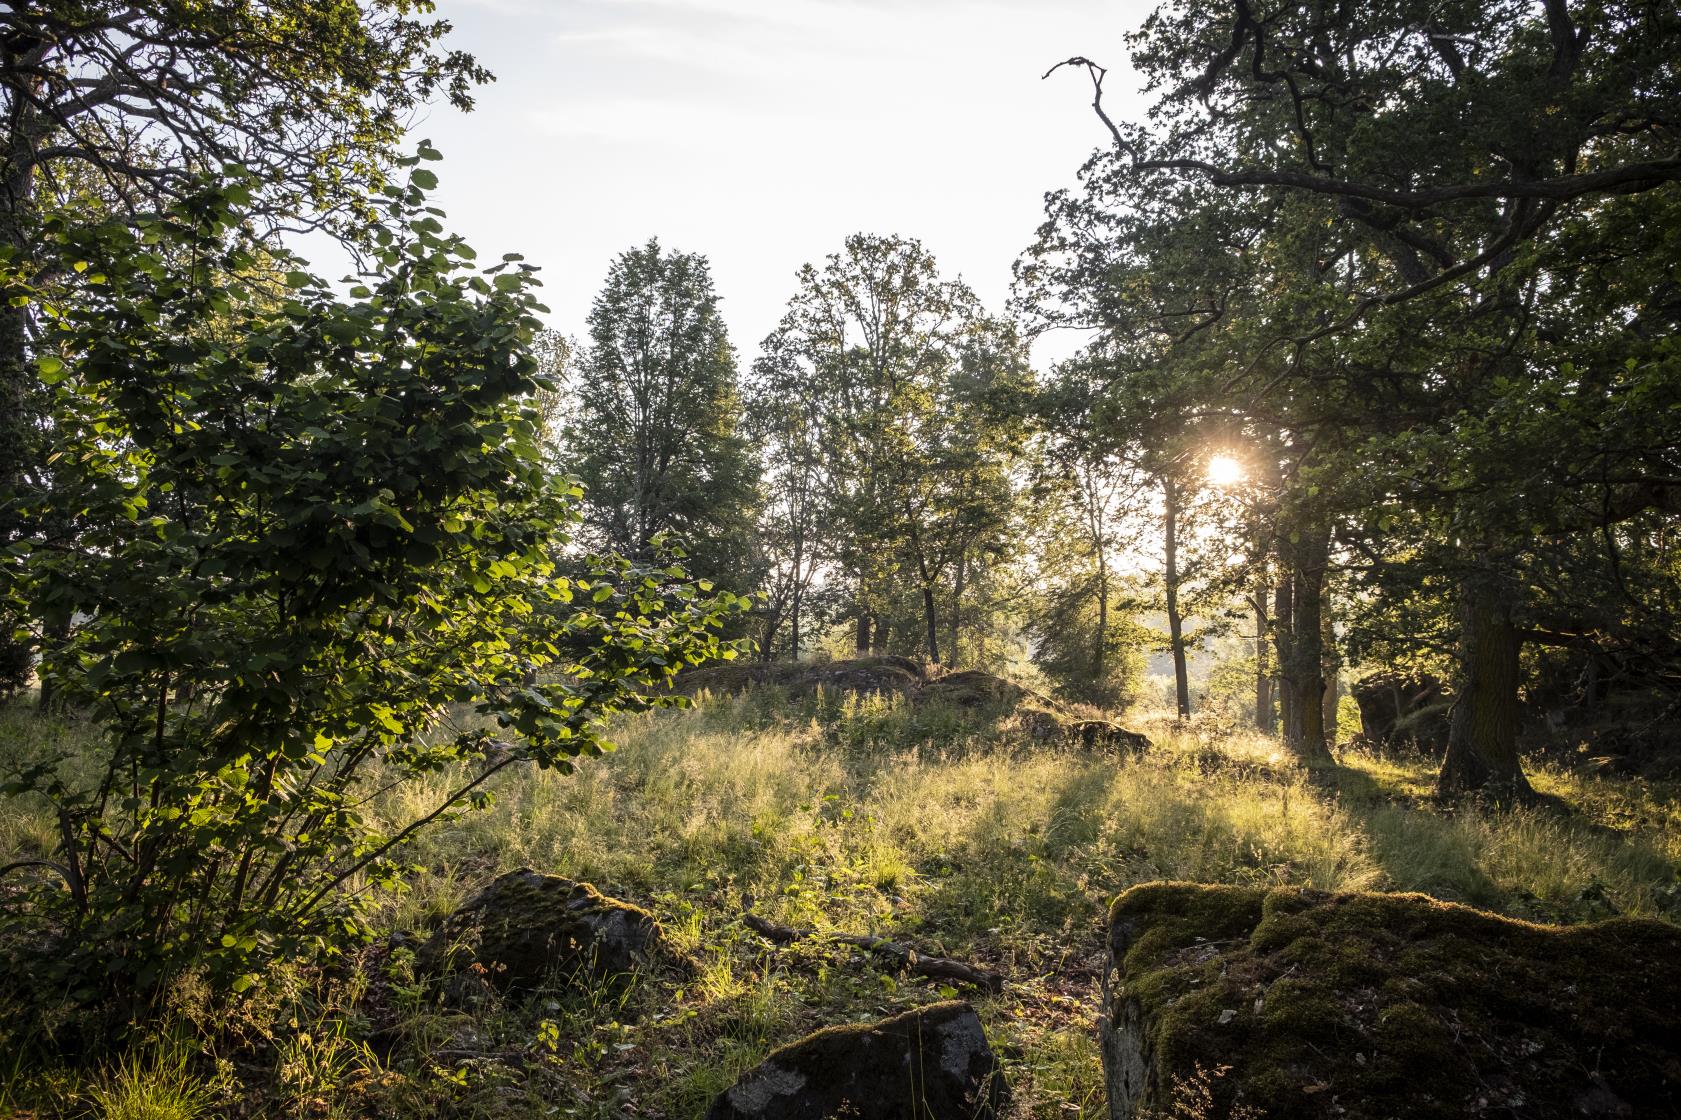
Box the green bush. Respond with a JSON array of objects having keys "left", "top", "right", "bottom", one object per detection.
[{"left": 0, "top": 159, "right": 744, "bottom": 1009}]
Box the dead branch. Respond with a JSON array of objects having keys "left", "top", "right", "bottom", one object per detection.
[{"left": 743, "top": 912, "right": 1005, "bottom": 994}]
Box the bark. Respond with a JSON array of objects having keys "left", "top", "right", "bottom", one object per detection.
[
  {"left": 1253, "top": 588, "right": 1273, "bottom": 732},
  {"left": 1094, "top": 542, "right": 1110, "bottom": 686},
  {"left": 1437, "top": 586, "right": 1533, "bottom": 802},
  {"left": 1275, "top": 522, "right": 1333, "bottom": 764},
  {"left": 1, "top": 43, "right": 43, "bottom": 699},
  {"left": 921, "top": 583, "right": 941, "bottom": 666},
  {"left": 1162, "top": 476, "right": 1191, "bottom": 719},
  {"left": 855, "top": 612, "right": 871, "bottom": 656},
  {"left": 1273, "top": 575, "right": 1293, "bottom": 736}
]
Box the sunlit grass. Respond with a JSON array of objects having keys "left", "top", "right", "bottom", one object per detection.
[{"left": 3, "top": 689, "right": 1677, "bottom": 1119}]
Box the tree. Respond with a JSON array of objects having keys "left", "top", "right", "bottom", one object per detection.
[
  {"left": 1030, "top": 360, "right": 1150, "bottom": 706},
  {"left": 1043, "top": 1, "right": 1681, "bottom": 787},
  {"left": 0, "top": 168, "right": 742, "bottom": 1008},
  {"left": 1, "top": 0, "right": 490, "bottom": 699},
  {"left": 562, "top": 240, "right": 759, "bottom": 589},
  {"left": 754, "top": 234, "right": 1028, "bottom": 664}
]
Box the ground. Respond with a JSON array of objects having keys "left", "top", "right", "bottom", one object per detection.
[{"left": 1, "top": 674, "right": 1678, "bottom": 1118}]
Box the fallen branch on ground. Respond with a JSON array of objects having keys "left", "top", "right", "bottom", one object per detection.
[{"left": 743, "top": 912, "right": 1005, "bottom": 993}]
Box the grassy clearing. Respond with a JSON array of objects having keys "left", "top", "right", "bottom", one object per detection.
[{"left": 2, "top": 688, "right": 1677, "bottom": 1118}]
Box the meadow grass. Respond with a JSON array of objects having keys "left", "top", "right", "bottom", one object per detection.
[{"left": 2, "top": 690, "right": 1677, "bottom": 1118}]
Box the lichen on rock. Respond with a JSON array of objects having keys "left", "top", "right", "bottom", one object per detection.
[
  {"left": 418, "top": 869, "right": 667, "bottom": 994},
  {"left": 1100, "top": 882, "right": 1681, "bottom": 1119},
  {"left": 705, "top": 1000, "right": 1009, "bottom": 1120}
]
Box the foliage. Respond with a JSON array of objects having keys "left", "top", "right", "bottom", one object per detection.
[
  {"left": 10, "top": 686, "right": 1677, "bottom": 1115},
  {"left": 753, "top": 234, "right": 1031, "bottom": 664},
  {"left": 561, "top": 240, "right": 760, "bottom": 590},
  {"left": 0, "top": 160, "right": 745, "bottom": 1003}
]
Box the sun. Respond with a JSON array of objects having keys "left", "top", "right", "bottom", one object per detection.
[{"left": 1207, "top": 454, "right": 1246, "bottom": 487}]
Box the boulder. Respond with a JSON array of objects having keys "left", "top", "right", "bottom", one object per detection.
[
  {"left": 1068, "top": 719, "right": 1151, "bottom": 754},
  {"left": 1352, "top": 673, "right": 1450, "bottom": 751},
  {"left": 419, "top": 869, "right": 664, "bottom": 993},
  {"left": 1100, "top": 882, "right": 1681, "bottom": 1119},
  {"left": 800, "top": 655, "right": 927, "bottom": 697},
  {"left": 705, "top": 1000, "right": 1008, "bottom": 1120},
  {"left": 915, "top": 668, "right": 1036, "bottom": 710}
]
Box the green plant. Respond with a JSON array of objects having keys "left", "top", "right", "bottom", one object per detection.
[
  {"left": 87, "top": 1043, "right": 217, "bottom": 1120},
  {"left": 0, "top": 156, "right": 745, "bottom": 1007}
]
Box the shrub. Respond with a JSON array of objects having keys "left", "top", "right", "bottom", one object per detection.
[{"left": 0, "top": 156, "right": 744, "bottom": 1009}]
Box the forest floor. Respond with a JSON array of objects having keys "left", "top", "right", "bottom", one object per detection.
[{"left": 3, "top": 681, "right": 1680, "bottom": 1118}]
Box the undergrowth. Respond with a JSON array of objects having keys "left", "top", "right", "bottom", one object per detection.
[{"left": 1, "top": 687, "right": 1676, "bottom": 1118}]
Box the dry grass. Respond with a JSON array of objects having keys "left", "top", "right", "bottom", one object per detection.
[{"left": 2, "top": 690, "right": 1677, "bottom": 1118}]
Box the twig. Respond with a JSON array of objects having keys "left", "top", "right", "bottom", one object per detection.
[{"left": 743, "top": 913, "right": 1005, "bottom": 994}]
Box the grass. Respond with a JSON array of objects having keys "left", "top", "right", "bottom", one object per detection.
[{"left": 1, "top": 685, "right": 1677, "bottom": 1118}]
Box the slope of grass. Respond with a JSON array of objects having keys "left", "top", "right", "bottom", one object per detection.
[{"left": 1, "top": 688, "right": 1677, "bottom": 1118}]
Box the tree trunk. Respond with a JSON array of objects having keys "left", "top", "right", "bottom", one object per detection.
[
  {"left": 871, "top": 617, "right": 889, "bottom": 656},
  {"left": 1, "top": 54, "right": 44, "bottom": 701},
  {"left": 1437, "top": 586, "right": 1532, "bottom": 803},
  {"left": 922, "top": 583, "right": 940, "bottom": 666},
  {"left": 1254, "top": 588, "right": 1273, "bottom": 732},
  {"left": 1273, "top": 575, "right": 1292, "bottom": 736},
  {"left": 855, "top": 611, "right": 871, "bottom": 656},
  {"left": 1275, "top": 522, "right": 1333, "bottom": 764},
  {"left": 1163, "top": 476, "right": 1191, "bottom": 720}
]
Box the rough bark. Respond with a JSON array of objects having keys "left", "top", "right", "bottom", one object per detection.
[
  {"left": 1275, "top": 522, "right": 1333, "bottom": 764},
  {"left": 1438, "top": 585, "right": 1533, "bottom": 802},
  {"left": 921, "top": 583, "right": 941, "bottom": 666},
  {"left": 0, "top": 42, "right": 43, "bottom": 699}
]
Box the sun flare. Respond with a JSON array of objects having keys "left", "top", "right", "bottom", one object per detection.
[{"left": 1207, "top": 454, "right": 1246, "bottom": 487}]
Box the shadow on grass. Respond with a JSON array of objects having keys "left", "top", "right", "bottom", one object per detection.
[{"left": 1311, "top": 753, "right": 1677, "bottom": 922}]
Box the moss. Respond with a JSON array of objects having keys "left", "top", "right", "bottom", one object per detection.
[
  {"left": 705, "top": 999, "right": 1007, "bottom": 1120},
  {"left": 420, "top": 869, "right": 667, "bottom": 993},
  {"left": 1107, "top": 882, "right": 1681, "bottom": 1119}
]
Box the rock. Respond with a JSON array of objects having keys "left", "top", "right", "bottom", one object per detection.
[
  {"left": 1067, "top": 719, "right": 1151, "bottom": 753},
  {"left": 419, "top": 869, "right": 665, "bottom": 993},
  {"left": 705, "top": 1000, "right": 1008, "bottom": 1120},
  {"left": 1352, "top": 672, "right": 1451, "bottom": 752},
  {"left": 1099, "top": 882, "right": 1681, "bottom": 1119},
  {"left": 915, "top": 668, "right": 1036, "bottom": 710},
  {"left": 801, "top": 655, "right": 927, "bottom": 697}
]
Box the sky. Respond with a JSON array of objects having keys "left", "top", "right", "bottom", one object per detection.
[{"left": 366, "top": 0, "right": 1156, "bottom": 365}]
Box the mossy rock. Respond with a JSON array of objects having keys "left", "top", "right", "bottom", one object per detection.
[
  {"left": 1100, "top": 882, "right": 1681, "bottom": 1119},
  {"left": 704, "top": 1000, "right": 1008, "bottom": 1120},
  {"left": 915, "top": 668, "right": 1038, "bottom": 710},
  {"left": 799, "top": 655, "right": 928, "bottom": 697},
  {"left": 418, "top": 869, "right": 666, "bottom": 994}
]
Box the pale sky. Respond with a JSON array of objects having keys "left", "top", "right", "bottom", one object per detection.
[{"left": 379, "top": 0, "right": 1153, "bottom": 364}]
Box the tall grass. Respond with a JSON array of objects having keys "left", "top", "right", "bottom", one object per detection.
[{"left": 3, "top": 690, "right": 1676, "bottom": 1119}]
